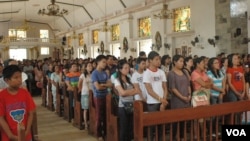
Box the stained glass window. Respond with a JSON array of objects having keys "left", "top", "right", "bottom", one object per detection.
[
  {"left": 111, "top": 24, "right": 120, "bottom": 41},
  {"left": 173, "top": 6, "right": 191, "bottom": 32},
  {"left": 138, "top": 17, "right": 151, "bottom": 37},
  {"left": 92, "top": 30, "right": 99, "bottom": 44},
  {"left": 78, "top": 33, "right": 84, "bottom": 46}
]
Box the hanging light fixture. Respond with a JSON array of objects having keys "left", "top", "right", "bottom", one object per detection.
[
  {"left": 16, "top": 2, "right": 34, "bottom": 31},
  {"left": 38, "top": 0, "right": 68, "bottom": 16},
  {"left": 154, "top": 4, "right": 173, "bottom": 19},
  {"left": 100, "top": 0, "right": 111, "bottom": 32}
]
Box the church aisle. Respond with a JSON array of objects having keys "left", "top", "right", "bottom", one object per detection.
[{"left": 33, "top": 96, "right": 96, "bottom": 141}]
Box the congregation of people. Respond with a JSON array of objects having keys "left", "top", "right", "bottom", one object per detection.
[{"left": 0, "top": 50, "right": 250, "bottom": 141}]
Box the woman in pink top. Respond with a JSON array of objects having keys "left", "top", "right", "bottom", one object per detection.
[{"left": 191, "top": 57, "right": 213, "bottom": 140}]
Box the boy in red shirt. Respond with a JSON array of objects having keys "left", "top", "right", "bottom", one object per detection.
[{"left": 0, "top": 65, "right": 36, "bottom": 141}]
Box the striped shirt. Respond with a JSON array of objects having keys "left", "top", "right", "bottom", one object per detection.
[
  {"left": 65, "top": 72, "right": 81, "bottom": 87},
  {"left": 207, "top": 70, "right": 224, "bottom": 97}
]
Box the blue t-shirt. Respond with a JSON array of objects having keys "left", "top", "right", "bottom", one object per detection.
[{"left": 91, "top": 70, "right": 109, "bottom": 98}]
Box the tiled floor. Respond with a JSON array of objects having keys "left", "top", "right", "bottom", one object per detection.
[{"left": 34, "top": 96, "right": 96, "bottom": 141}]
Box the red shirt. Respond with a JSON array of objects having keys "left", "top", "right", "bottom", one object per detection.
[
  {"left": 0, "top": 88, "right": 36, "bottom": 141},
  {"left": 227, "top": 67, "right": 244, "bottom": 91}
]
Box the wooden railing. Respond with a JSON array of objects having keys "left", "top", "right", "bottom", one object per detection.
[
  {"left": 134, "top": 100, "right": 250, "bottom": 141},
  {"left": 0, "top": 37, "right": 61, "bottom": 47}
]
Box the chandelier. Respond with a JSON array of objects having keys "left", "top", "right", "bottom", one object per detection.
[
  {"left": 101, "top": 21, "right": 111, "bottom": 32},
  {"left": 38, "top": 0, "right": 68, "bottom": 16},
  {"left": 154, "top": 4, "right": 173, "bottom": 19}
]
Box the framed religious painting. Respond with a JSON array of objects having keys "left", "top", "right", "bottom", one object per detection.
[
  {"left": 78, "top": 33, "right": 84, "bottom": 46},
  {"left": 111, "top": 24, "right": 120, "bottom": 41},
  {"left": 173, "top": 6, "right": 191, "bottom": 32},
  {"left": 182, "top": 46, "right": 188, "bottom": 57},
  {"left": 175, "top": 48, "right": 181, "bottom": 55},
  {"left": 92, "top": 30, "right": 99, "bottom": 44},
  {"left": 138, "top": 17, "right": 151, "bottom": 37},
  {"left": 188, "top": 47, "right": 192, "bottom": 56}
]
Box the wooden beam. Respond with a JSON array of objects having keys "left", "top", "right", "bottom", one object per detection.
[{"left": 0, "top": 0, "right": 29, "bottom": 3}]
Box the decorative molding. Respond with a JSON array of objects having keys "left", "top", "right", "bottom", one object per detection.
[{"left": 167, "top": 30, "right": 195, "bottom": 38}]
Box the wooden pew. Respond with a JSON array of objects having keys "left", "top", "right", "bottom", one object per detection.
[
  {"left": 41, "top": 76, "right": 47, "bottom": 107},
  {"left": 106, "top": 94, "right": 118, "bottom": 141},
  {"left": 88, "top": 90, "right": 96, "bottom": 136},
  {"left": 63, "top": 84, "right": 70, "bottom": 122},
  {"left": 31, "top": 111, "right": 39, "bottom": 141},
  {"left": 133, "top": 100, "right": 250, "bottom": 141},
  {"left": 73, "top": 87, "right": 83, "bottom": 130},
  {"left": 47, "top": 81, "right": 54, "bottom": 111},
  {"left": 56, "top": 83, "right": 63, "bottom": 117},
  {"left": 41, "top": 85, "right": 47, "bottom": 107}
]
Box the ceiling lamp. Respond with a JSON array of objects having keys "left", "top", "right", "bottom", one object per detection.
[
  {"left": 100, "top": 0, "right": 111, "bottom": 32},
  {"left": 16, "top": 19, "right": 34, "bottom": 31},
  {"left": 101, "top": 21, "right": 111, "bottom": 32},
  {"left": 154, "top": 4, "right": 173, "bottom": 19},
  {"left": 38, "top": 0, "right": 68, "bottom": 16}
]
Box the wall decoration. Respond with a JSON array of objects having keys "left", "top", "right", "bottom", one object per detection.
[
  {"left": 67, "top": 36, "right": 71, "bottom": 47},
  {"left": 111, "top": 24, "right": 120, "bottom": 41},
  {"left": 173, "top": 6, "right": 191, "bottom": 32},
  {"left": 175, "top": 48, "right": 181, "bottom": 55},
  {"left": 123, "top": 37, "right": 128, "bottom": 53},
  {"left": 138, "top": 17, "right": 151, "bottom": 37},
  {"left": 78, "top": 33, "right": 84, "bottom": 46},
  {"left": 155, "top": 31, "right": 162, "bottom": 51},
  {"left": 82, "top": 44, "right": 88, "bottom": 55},
  {"left": 188, "top": 47, "right": 192, "bottom": 56},
  {"left": 100, "top": 41, "right": 104, "bottom": 54},
  {"left": 181, "top": 46, "right": 187, "bottom": 57},
  {"left": 92, "top": 30, "right": 99, "bottom": 44}
]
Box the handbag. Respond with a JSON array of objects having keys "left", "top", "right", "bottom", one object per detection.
[
  {"left": 122, "top": 101, "right": 134, "bottom": 114},
  {"left": 191, "top": 89, "right": 210, "bottom": 107}
]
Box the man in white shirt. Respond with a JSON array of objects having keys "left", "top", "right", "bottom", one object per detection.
[{"left": 131, "top": 57, "right": 147, "bottom": 101}]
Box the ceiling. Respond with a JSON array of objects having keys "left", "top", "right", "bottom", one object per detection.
[{"left": 0, "top": 0, "right": 150, "bottom": 33}]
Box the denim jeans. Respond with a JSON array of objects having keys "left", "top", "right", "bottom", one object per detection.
[{"left": 147, "top": 103, "right": 163, "bottom": 141}]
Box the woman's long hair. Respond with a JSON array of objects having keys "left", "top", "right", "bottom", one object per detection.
[
  {"left": 84, "top": 62, "right": 93, "bottom": 77},
  {"left": 207, "top": 57, "right": 221, "bottom": 78},
  {"left": 117, "top": 59, "right": 133, "bottom": 89},
  {"left": 227, "top": 53, "right": 235, "bottom": 68}
]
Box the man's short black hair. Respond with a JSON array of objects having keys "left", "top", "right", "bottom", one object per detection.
[
  {"left": 96, "top": 55, "right": 107, "bottom": 64},
  {"left": 139, "top": 51, "right": 146, "bottom": 57},
  {"left": 148, "top": 51, "right": 159, "bottom": 60},
  {"left": 136, "top": 57, "right": 147, "bottom": 64},
  {"left": 3, "top": 65, "right": 22, "bottom": 80}
]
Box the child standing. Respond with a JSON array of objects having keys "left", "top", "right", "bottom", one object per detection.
[
  {"left": 78, "top": 62, "right": 93, "bottom": 130},
  {"left": 91, "top": 55, "right": 112, "bottom": 141},
  {"left": 0, "top": 65, "right": 36, "bottom": 141}
]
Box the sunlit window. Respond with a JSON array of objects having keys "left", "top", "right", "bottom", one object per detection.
[
  {"left": 8, "top": 29, "right": 26, "bottom": 40},
  {"left": 9, "top": 48, "right": 27, "bottom": 61},
  {"left": 40, "top": 47, "right": 50, "bottom": 55},
  {"left": 40, "top": 30, "right": 49, "bottom": 42}
]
